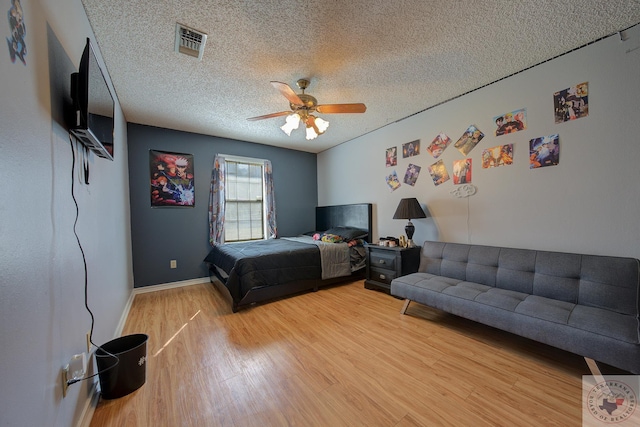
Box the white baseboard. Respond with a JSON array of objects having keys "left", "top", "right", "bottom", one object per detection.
[
  {"left": 114, "top": 290, "right": 135, "bottom": 338},
  {"left": 132, "top": 277, "right": 209, "bottom": 295},
  {"left": 76, "top": 382, "right": 100, "bottom": 427}
]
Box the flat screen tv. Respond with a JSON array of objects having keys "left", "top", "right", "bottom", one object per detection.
[{"left": 70, "top": 38, "right": 115, "bottom": 160}]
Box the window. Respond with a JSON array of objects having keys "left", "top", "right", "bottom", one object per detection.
[
  {"left": 224, "top": 159, "right": 265, "bottom": 242},
  {"left": 209, "top": 154, "right": 276, "bottom": 246}
]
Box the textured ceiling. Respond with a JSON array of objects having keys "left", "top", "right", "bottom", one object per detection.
[{"left": 80, "top": 0, "right": 640, "bottom": 154}]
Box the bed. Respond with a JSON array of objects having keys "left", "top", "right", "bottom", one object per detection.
[{"left": 204, "top": 203, "right": 373, "bottom": 312}]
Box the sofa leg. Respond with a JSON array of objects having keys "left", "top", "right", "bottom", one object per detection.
[
  {"left": 400, "top": 299, "right": 411, "bottom": 314},
  {"left": 585, "top": 357, "right": 615, "bottom": 395},
  {"left": 585, "top": 357, "right": 604, "bottom": 380}
]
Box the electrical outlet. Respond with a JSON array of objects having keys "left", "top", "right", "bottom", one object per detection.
[
  {"left": 86, "top": 332, "right": 91, "bottom": 353},
  {"left": 170, "top": 259, "right": 177, "bottom": 269},
  {"left": 61, "top": 353, "right": 87, "bottom": 398},
  {"left": 69, "top": 353, "right": 86, "bottom": 380}
]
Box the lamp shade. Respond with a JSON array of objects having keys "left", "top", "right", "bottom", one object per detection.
[
  {"left": 393, "top": 198, "right": 426, "bottom": 246},
  {"left": 393, "top": 198, "right": 426, "bottom": 221}
]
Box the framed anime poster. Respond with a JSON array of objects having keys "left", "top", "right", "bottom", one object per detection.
[
  {"left": 554, "top": 82, "right": 588, "bottom": 123},
  {"left": 452, "top": 159, "right": 472, "bottom": 184},
  {"left": 385, "top": 170, "right": 401, "bottom": 191},
  {"left": 494, "top": 108, "right": 526, "bottom": 136},
  {"left": 530, "top": 134, "right": 559, "bottom": 169},
  {"left": 428, "top": 159, "right": 450, "bottom": 186},
  {"left": 481, "top": 144, "right": 513, "bottom": 169},
  {"left": 403, "top": 164, "right": 421, "bottom": 186},
  {"left": 454, "top": 125, "right": 484, "bottom": 156},
  {"left": 426, "top": 132, "right": 451, "bottom": 158},
  {"left": 150, "top": 150, "right": 195, "bottom": 207},
  {"left": 386, "top": 146, "right": 397, "bottom": 167},
  {"left": 402, "top": 139, "right": 420, "bottom": 158}
]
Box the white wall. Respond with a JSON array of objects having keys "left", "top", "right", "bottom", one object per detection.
[
  {"left": 0, "top": 1, "right": 132, "bottom": 426},
  {"left": 319, "top": 25, "right": 640, "bottom": 259}
]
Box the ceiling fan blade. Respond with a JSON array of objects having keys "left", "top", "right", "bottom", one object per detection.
[
  {"left": 316, "top": 103, "right": 367, "bottom": 114},
  {"left": 271, "top": 81, "right": 304, "bottom": 106},
  {"left": 246, "top": 111, "right": 292, "bottom": 121}
]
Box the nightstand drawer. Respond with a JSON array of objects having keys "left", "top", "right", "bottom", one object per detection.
[
  {"left": 364, "top": 245, "right": 421, "bottom": 294},
  {"left": 370, "top": 267, "right": 397, "bottom": 285},
  {"left": 370, "top": 251, "right": 397, "bottom": 270}
]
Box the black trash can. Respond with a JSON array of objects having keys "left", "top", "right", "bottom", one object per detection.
[{"left": 95, "top": 333, "right": 148, "bottom": 399}]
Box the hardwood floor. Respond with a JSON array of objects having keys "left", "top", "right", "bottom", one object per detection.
[{"left": 89, "top": 280, "right": 603, "bottom": 426}]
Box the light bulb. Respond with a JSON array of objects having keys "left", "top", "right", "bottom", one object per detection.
[
  {"left": 314, "top": 117, "right": 329, "bottom": 134},
  {"left": 306, "top": 126, "right": 318, "bottom": 140},
  {"left": 280, "top": 114, "right": 300, "bottom": 136}
]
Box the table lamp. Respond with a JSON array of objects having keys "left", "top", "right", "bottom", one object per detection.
[{"left": 392, "top": 198, "right": 426, "bottom": 247}]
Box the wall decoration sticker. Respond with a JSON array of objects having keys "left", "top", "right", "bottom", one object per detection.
[
  {"left": 554, "top": 82, "right": 588, "bottom": 123},
  {"left": 403, "top": 164, "right": 421, "bottom": 186},
  {"left": 426, "top": 133, "right": 451, "bottom": 158},
  {"left": 452, "top": 159, "right": 472, "bottom": 184},
  {"left": 481, "top": 144, "right": 513, "bottom": 169},
  {"left": 385, "top": 170, "right": 401, "bottom": 191},
  {"left": 402, "top": 139, "right": 420, "bottom": 158},
  {"left": 450, "top": 184, "right": 477, "bottom": 198},
  {"left": 494, "top": 108, "right": 527, "bottom": 136},
  {"left": 150, "top": 150, "right": 195, "bottom": 207},
  {"left": 428, "top": 159, "right": 450, "bottom": 186},
  {"left": 454, "top": 125, "right": 484, "bottom": 156},
  {"left": 529, "top": 134, "right": 559, "bottom": 168},
  {"left": 6, "top": 0, "right": 26, "bottom": 64},
  {"left": 386, "top": 146, "right": 397, "bottom": 167}
]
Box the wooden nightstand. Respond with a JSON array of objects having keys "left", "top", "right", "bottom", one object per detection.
[{"left": 364, "top": 244, "right": 421, "bottom": 293}]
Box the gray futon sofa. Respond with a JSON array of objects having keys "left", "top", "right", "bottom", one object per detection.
[{"left": 390, "top": 241, "right": 640, "bottom": 374}]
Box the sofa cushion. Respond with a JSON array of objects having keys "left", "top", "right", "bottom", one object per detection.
[
  {"left": 569, "top": 305, "right": 640, "bottom": 344},
  {"left": 515, "top": 295, "right": 574, "bottom": 324},
  {"left": 440, "top": 243, "right": 471, "bottom": 280},
  {"left": 496, "top": 248, "right": 536, "bottom": 294},
  {"left": 418, "top": 242, "right": 446, "bottom": 275},
  {"left": 442, "top": 281, "right": 492, "bottom": 301},
  {"left": 418, "top": 276, "right": 461, "bottom": 292},
  {"left": 579, "top": 255, "right": 640, "bottom": 316},
  {"left": 474, "top": 288, "right": 529, "bottom": 311},
  {"left": 466, "top": 245, "right": 500, "bottom": 286},
  {"left": 532, "top": 251, "right": 580, "bottom": 303}
]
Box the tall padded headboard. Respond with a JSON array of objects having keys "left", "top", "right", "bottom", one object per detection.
[{"left": 315, "top": 203, "right": 373, "bottom": 243}]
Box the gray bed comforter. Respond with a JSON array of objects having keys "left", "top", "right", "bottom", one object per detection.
[{"left": 204, "top": 236, "right": 361, "bottom": 302}]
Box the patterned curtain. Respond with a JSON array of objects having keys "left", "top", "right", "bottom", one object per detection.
[
  {"left": 208, "top": 155, "right": 226, "bottom": 246},
  {"left": 264, "top": 160, "right": 277, "bottom": 239}
]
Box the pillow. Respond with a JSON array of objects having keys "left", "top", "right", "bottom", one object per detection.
[
  {"left": 323, "top": 226, "right": 368, "bottom": 241},
  {"left": 320, "top": 233, "right": 344, "bottom": 243}
]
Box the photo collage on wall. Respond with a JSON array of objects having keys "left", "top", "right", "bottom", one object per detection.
[{"left": 382, "top": 81, "right": 586, "bottom": 191}]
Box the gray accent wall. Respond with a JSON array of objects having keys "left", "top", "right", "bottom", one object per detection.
[{"left": 127, "top": 123, "right": 318, "bottom": 287}]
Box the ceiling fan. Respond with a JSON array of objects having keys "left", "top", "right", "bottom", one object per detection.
[{"left": 247, "top": 79, "right": 367, "bottom": 140}]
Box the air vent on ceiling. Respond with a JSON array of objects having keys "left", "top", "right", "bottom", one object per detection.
[{"left": 175, "top": 23, "right": 207, "bottom": 60}]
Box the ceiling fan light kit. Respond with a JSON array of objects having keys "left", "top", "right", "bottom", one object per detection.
[
  {"left": 248, "top": 79, "right": 366, "bottom": 140},
  {"left": 280, "top": 113, "right": 300, "bottom": 136}
]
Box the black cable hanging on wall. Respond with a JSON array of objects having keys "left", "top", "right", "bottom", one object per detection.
[{"left": 66, "top": 133, "right": 119, "bottom": 386}]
